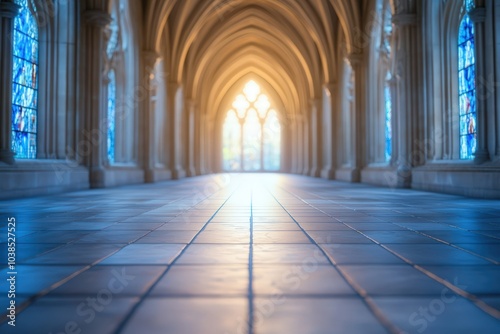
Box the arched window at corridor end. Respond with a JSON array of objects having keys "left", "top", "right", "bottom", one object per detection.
[{"left": 222, "top": 80, "right": 281, "bottom": 172}]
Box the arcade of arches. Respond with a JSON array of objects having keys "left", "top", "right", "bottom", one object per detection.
[
  {"left": 1, "top": 1, "right": 500, "bottom": 333},
  {"left": 1, "top": 0, "right": 500, "bottom": 198}
]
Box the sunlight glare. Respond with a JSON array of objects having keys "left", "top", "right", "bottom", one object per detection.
[{"left": 243, "top": 80, "right": 260, "bottom": 102}]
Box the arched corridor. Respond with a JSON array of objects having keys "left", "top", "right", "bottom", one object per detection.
[{"left": 1, "top": 0, "right": 500, "bottom": 332}]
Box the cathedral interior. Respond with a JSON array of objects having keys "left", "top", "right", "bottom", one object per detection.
[{"left": 0, "top": 0, "right": 500, "bottom": 333}]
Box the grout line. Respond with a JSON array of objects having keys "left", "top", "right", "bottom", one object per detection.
[
  {"left": 280, "top": 183, "right": 500, "bottom": 321},
  {"left": 0, "top": 180, "right": 231, "bottom": 325},
  {"left": 112, "top": 178, "right": 242, "bottom": 334},
  {"left": 248, "top": 188, "right": 255, "bottom": 334},
  {"left": 265, "top": 185, "right": 402, "bottom": 334}
]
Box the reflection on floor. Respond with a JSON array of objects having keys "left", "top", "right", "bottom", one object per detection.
[{"left": 0, "top": 173, "right": 500, "bottom": 333}]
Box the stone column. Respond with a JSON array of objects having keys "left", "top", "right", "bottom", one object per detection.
[
  {"left": 82, "top": 5, "right": 111, "bottom": 187},
  {"left": 186, "top": 99, "right": 196, "bottom": 176},
  {"left": 493, "top": 0, "right": 500, "bottom": 160},
  {"left": 196, "top": 110, "right": 207, "bottom": 175},
  {"left": 0, "top": 1, "right": 19, "bottom": 164},
  {"left": 470, "top": 2, "right": 490, "bottom": 163},
  {"left": 309, "top": 98, "right": 322, "bottom": 177},
  {"left": 321, "top": 83, "right": 337, "bottom": 179},
  {"left": 392, "top": 5, "right": 423, "bottom": 187},
  {"left": 302, "top": 116, "right": 309, "bottom": 175},
  {"left": 167, "top": 81, "right": 185, "bottom": 179},
  {"left": 348, "top": 52, "right": 366, "bottom": 182},
  {"left": 142, "top": 51, "right": 161, "bottom": 182}
]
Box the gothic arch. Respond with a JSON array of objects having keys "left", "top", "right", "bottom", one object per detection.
[{"left": 423, "top": 0, "right": 472, "bottom": 161}]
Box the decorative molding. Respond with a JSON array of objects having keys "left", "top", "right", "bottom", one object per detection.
[
  {"left": 0, "top": 1, "right": 19, "bottom": 18},
  {"left": 84, "top": 9, "right": 111, "bottom": 27},
  {"left": 392, "top": 13, "right": 417, "bottom": 27},
  {"left": 323, "top": 82, "right": 337, "bottom": 96},
  {"left": 347, "top": 52, "right": 363, "bottom": 67},
  {"left": 469, "top": 7, "right": 486, "bottom": 23}
]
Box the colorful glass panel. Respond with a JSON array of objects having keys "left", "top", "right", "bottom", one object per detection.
[
  {"left": 382, "top": 1, "right": 393, "bottom": 162},
  {"left": 243, "top": 109, "right": 261, "bottom": 171},
  {"left": 458, "top": 10, "right": 476, "bottom": 159},
  {"left": 384, "top": 85, "right": 392, "bottom": 162},
  {"left": 107, "top": 70, "right": 116, "bottom": 163},
  {"left": 11, "top": 0, "right": 38, "bottom": 159},
  {"left": 222, "top": 81, "right": 281, "bottom": 171},
  {"left": 222, "top": 110, "right": 241, "bottom": 171},
  {"left": 263, "top": 110, "right": 281, "bottom": 171}
]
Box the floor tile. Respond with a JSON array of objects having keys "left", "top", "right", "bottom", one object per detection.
[
  {"left": 50, "top": 265, "right": 166, "bottom": 296},
  {"left": 253, "top": 244, "right": 330, "bottom": 264},
  {"left": 100, "top": 244, "right": 185, "bottom": 265},
  {"left": 253, "top": 298, "right": 387, "bottom": 334},
  {"left": 151, "top": 265, "right": 248, "bottom": 296},
  {"left": 176, "top": 244, "right": 249, "bottom": 264},
  {"left": 253, "top": 265, "right": 354, "bottom": 295},
  {"left": 321, "top": 244, "right": 405, "bottom": 264},
  {"left": 373, "top": 297, "right": 500, "bottom": 333},
  {"left": 121, "top": 298, "right": 248, "bottom": 334}
]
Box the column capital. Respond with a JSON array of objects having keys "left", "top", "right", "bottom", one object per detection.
[
  {"left": 392, "top": 13, "right": 417, "bottom": 27},
  {"left": 185, "top": 99, "right": 197, "bottom": 109},
  {"left": 84, "top": 9, "right": 111, "bottom": 27},
  {"left": 387, "top": 76, "right": 397, "bottom": 87},
  {"left": 309, "top": 98, "right": 321, "bottom": 109},
  {"left": 347, "top": 52, "right": 363, "bottom": 68},
  {"left": 0, "top": 1, "right": 20, "bottom": 18},
  {"left": 323, "top": 82, "right": 337, "bottom": 96},
  {"left": 143, "top": 50, "right": 161, "bottom": 70},
  {"left": 167, "top": 81, "right": 180, "bottom": 91},
  {"left": 469, "top": 7, "right": 486, "bottom": 23}
]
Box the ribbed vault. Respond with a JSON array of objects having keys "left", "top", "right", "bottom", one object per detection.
[{"left": 142, "top": 0, "right": 362, "bottom": 172}]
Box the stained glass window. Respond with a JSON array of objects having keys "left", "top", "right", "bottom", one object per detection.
[
  {"left": 458, "top": 3, "right": 476, "bottom": 160},
  {"left": 222, "top": 110, "right": 241, "bottom": 170},
  {"left": 382, "top": 1, "right": 393, "bottom": 162},
  {"left": 107, "top": 70, "right": 116, "bottom": 163},
  {"left": 222, "top": 80, "right": 281, "bottom": 171},
  {"left": 11, "top": 0, "right": 38, "bottom": 159},
  {"left": 384, "top": 83, "right": 392, "bottom": 162},
  {"left": 106, "top": 5, "right": 120, "bottom": 164},
  {"left": 263, "top": 110, "right": 281, "bottom": 170}
]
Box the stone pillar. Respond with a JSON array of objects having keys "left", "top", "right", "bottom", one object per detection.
[
  {"left": 167, "top": 81, "right": 185, "bottom": 179},
  {"left": 387, "top": 76, "right": 398, "bottom": 166},
  {"left": 196, "top": 111, "right": 207, "bottom": 175},
  {"left": 309, "top": 98, "right": 322, "bottom": 177},
  {"left": 186, "top": 99, "right": 196, "bottom": 176},
  {"left": 392, "top": 5, "right": 423, "bottom": 187},
  {"left": 348, "top": 52, "right": 366, "bottom": 182},
  {"left": 321, "top": 83, "right": 337, "bottom": 179},
  {"left": 82, "top": 6, "right": 111, "bottom": 187},
  {"left": 494, "top": 0, "right": 500, "bottom": 160},
  {"left": 470, "top": 2, "right": 490, "bottom": 163},
  {"left": 302, "top": 116, "right": 309, "bottom": 175},
  {"left": 0, "top": 1, "right": 19, "bottom": 164},
  {"left": 142, "top": 51, "right": 161, "bottom": 182}
]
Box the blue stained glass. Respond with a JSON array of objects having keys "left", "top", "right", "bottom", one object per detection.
[
  {"left": 384, "top": 84, "right": 392, "bottom": 161},
  {"left": 11, "top": 0, "right": 38, "bottom": 159},
  {"left": 465, "top": 0, "right": 475, "bottom": 12},
  {"left": 458, "top": 7, "right": 476, "bottom": 160},
  {"left": 107, "top": 70, "right": 116, "bottom": 163}
]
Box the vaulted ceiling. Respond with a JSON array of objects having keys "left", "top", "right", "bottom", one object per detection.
[{"left": 143, "top": 0, "right": 363, "bottom": 121}]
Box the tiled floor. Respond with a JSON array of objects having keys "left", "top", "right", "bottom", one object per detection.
[{"left": 1, "top": 173, "right": 500, "bottom": 333}]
